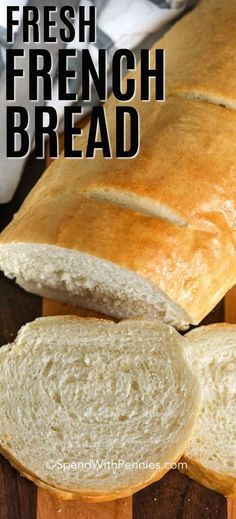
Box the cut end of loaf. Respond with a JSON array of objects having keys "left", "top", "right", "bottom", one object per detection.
[
  {"left": 0, "top": 317, "right": 200, "bottom": 500},
  {"left": 0, "top": 243, "right": 191, "bottom": 329},
  {"left": 180, "top": 324, "right": 236, "bottom": 497}
]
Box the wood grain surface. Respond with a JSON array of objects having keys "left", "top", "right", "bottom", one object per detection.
[
  {"left": 0, "top": 150, "right": 232, "bottom": 519},
  {"left": 37, "top": 490, "right": 132, "bottom": 519},
  {"left": 228, "top": 499, "right": 236, "bottom": 519}
]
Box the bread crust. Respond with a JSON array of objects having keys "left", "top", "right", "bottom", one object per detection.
[
  {"left": 0, "top": 190, "right": 235, "bottom": 325},
  {"left": 77, "top": 96, "right": 236, "bottom": 232},
  {"left": 158, "top": 0, "right": 236, "bottom": 107},
  {"left": 180, "top": 455, "right": 236, "bottom": 499}
]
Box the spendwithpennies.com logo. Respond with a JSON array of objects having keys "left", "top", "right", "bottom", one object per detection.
[{"left": 46, "top": 459, "right": 187, "bottom": 472}]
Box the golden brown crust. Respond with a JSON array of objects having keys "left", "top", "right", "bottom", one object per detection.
[
  {"left": 180, "top": 455, "right": 236, "bottom": 499},
  {"left": 77, "top": 96, "right": 236, "bottom": 234},
  {"left": 158, "top": 0, "right": 236, "bottom": 106},
  {"left": 0, "top": 189, "right": 235, "bottom": 324}
]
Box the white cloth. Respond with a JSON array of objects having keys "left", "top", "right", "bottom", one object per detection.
[{"left": 0, "top": 0, "right": 196, "bottom": 203}]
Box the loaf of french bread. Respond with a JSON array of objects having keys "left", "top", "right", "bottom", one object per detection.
[{"left": 0, "top": 0, "right": 235, "bottom": 328}]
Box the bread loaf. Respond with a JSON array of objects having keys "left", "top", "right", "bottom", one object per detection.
[
  {"left": 180, "top": 324, "right": 236, "bottom": 498},
  {"left": 0, "top": 0, "right": 235, "bottom": 328},
  {"left": 0, "top": 317, "right": 200, "bottom": 501}
]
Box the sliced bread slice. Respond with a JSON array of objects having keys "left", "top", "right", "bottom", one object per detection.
[
  {"left": 180, "top": 324, "right": 236, "bottom": 498},
  {"left": 0, "top": 316, "right": 200, "bottom": 502}
]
